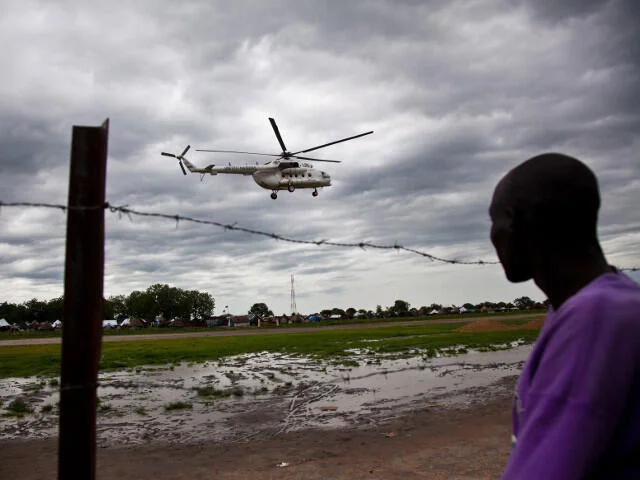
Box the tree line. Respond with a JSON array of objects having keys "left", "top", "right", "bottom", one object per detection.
[
  {"left": 250, "top": 296, "right": 545, "bottom": 320},
  {"left": 1, "top": 288, "right": 543, "bottom": 327},
  {"left": 314, "top": 296, "right": 543, "bottom": 319},
  {"left": 0, "top": 284, "right": 214, "bottom": 325}
]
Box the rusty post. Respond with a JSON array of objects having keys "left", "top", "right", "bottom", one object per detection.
[{"left": 58, "top": 119, "right": 109, "bottom": 480}]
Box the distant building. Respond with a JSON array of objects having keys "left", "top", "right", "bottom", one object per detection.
[{"left": 231, "top": 315, "right": 250, "bottom": 327}]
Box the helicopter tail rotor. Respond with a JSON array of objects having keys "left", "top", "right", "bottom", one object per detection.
[{"left": 161, "top": 145, "right": 191, "bottom": 175}]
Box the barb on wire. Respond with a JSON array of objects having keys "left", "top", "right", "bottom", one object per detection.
[{"left": 2, "top": 200, "right": 638, "bottom": 271}]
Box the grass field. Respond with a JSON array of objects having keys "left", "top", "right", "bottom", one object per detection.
[
  {"left": 0, "top": 322, "right": 541, "bottom": 379},
  {"left": 0, "top": 310, "right": 544, "bottom": 341}
]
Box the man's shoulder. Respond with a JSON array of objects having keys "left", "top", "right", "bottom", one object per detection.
[
  {"left": 552, "top": 272, "right": 640, "bottom": 338},
  {"left": 571, "top": 272, "right": 639, "bottom": 310}
]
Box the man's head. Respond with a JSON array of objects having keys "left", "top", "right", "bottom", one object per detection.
[{"left": 489, "top": 153, "right": 601, "bottom": 283}]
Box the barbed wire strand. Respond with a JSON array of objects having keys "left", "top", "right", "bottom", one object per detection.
[{"left": 1, "top": 200, "right": 638, "bottom": 271}]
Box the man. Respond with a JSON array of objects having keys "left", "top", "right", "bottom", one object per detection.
[{"left": 489, "top": 153, "right": 640, "bottom": 479}]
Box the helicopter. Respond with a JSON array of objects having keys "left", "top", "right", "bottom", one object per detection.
[{"left": 161, "top": 117, "right": 373, "bottom": 199}]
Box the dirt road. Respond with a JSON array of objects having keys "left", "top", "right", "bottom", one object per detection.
[{"left": 0, "top": 313, "right": 541, "bottom": 346}]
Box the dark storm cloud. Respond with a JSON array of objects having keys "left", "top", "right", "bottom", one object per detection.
[
  {"left": 514, "top": 0, "right": 607, "bottom": 22},
  {"left": 1, "top": 0, "right": 639, "bottom": 313}
]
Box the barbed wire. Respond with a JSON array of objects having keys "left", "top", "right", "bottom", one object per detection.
[{"left": 1, "top": 200, "right": 638, "bottom": 271}]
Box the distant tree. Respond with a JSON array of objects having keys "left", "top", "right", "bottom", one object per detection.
[
  {"left": 40, "top": 296, "right": 63, "bottom": 323},
  {"left": 514, "top": 296, "right": 535, "bottom": 309},
  {"left": 192, "top": 291, "right": 215, "bottom": 319},
  {"left": 125, "top": 290, "right": 154, "bottom": 320},
  {"left": 320, "top": 309, "right": 332, "bottom": 318},
  {"left": 23, "top": 298, "right": 47, "bottom": 323},
  {"left": 462, "top": 303, "right": 474, "bottom": 310},
  {"left": 146, "top": 284, "right": 184, "bottom": 320},
  {"left": 249, "top": 302, "right": 273, "bottom": 318},
  {"left": 391, "top": 299, "right": 410, "bottom": 317},
  {"left": 346, "top": 307, "right": 356, "bottom": 318},
  {"left": 331, "top": 308, "right": 346, "bottom": 317},
  {"left": 107, "top": 295, "right": 128, "bottom": 320},
  {"left": 375, "top": 305, "right": 383, "bottom": 317},
  {"left": 0, "top": 301, "right": 26, "bottom": 325}
]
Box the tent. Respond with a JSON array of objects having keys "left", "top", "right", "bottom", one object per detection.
[
  {"left": 52, "top": 320, "right": 62, "bottom": 329},
  {"left": 103, "top": 320, "right": 118, "bottom": 329},
  {"left": 120, "top": 318, "right": 146, "bottom": 327}
]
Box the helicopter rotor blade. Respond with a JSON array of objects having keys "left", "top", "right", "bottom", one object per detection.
[
  {"left": 269, "top": 117, "right": 287, "bottom": 152},
  {"left": 196, "top": 149, "right": 281, "bottom": 157},
  {"left": 179, "top": 161, "right": 187, "bottom": 175},
  {"left": 292, "top": 155, "right": 341, "bottom": 163},
  {"left": 291, "top": 130, "right": 374, "bottom": 155},
  {"left": 161, "top": 152, "right": 177, "bottom": 158},
  {"left": 180, "top": 145, "right": 191, "bottom": 157}
]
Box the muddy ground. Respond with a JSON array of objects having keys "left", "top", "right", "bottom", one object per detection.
[{"left": 0, "top": 346, "right": 528, "bottom": 479}]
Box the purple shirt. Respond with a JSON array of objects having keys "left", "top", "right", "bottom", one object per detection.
[{"left": 503, "top": 272, "right": 640, "bottom": 479}]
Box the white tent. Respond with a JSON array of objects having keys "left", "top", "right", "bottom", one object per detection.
[
  {"left": 429, "top": 309, "right": 440, "bottom": 315},
  {"left": 103, "top": 320, "right": 118, "bottom": 329},
  {"left": 52, "top": 320, "right": 62, "bottom": 329},
  {"left": 0, "top": 318, "right": 10, "bottom": 328}
]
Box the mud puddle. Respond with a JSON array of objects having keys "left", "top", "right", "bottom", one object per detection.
[{"left": 0, "top": 344, "right": 531, "bottom": 446}]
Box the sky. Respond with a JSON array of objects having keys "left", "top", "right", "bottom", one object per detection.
[{"left": 1, "top": 0, "right": 639, "bottom": 316}]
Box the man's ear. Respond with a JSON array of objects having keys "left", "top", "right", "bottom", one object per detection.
[{"left": 504, "top": 205, "right": 516, "bottom": 233}]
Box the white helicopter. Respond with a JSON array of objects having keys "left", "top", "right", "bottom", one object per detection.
[{"left": 162, "top": 117, "right": 373, "bottom": 199}]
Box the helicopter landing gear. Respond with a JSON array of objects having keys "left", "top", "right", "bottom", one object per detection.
[
  {"left": 312, "top": 189, "right": 318, "bottom": 197},
  {"left": 287, "top": 184, "right": 295, "bottom": 193},
  {"left": 270, "top": 191, "right": 278, "bottom": 200}
]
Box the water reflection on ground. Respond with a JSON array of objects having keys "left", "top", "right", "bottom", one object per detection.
[{"left": 0, "top": 343, "right": 531, "bottom": 446}]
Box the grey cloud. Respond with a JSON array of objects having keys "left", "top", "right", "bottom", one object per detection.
[{"left": 1, "top": 0, "right": 639, "bottom": 314}]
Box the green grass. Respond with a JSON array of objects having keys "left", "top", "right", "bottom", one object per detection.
[
  {"left": 165, "top": 401, "right": 192, "bottom": 411},
  {"left": 0, "top": 310, "right": 544, "bottom": 341},
  {"left": 2, "top": 399, "right": 35, "bottom": 417},
  {"left": 196, "top": 386, "right": 229, "bottom": 399},
  {"left": 0, "top": 322, "right": 541, "bottom": 379},
  {"left": 195, "top": 385, "right": 244, "bottom": 399}
]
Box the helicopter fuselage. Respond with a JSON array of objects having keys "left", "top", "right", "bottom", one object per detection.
[
  {"left": 254, "top": 166, "right": 331, "bottom": 190},
  {"left": 204, "top": 161, "right": 331, "bottom": 191}
]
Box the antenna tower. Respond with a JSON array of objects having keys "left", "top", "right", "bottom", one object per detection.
[{"left": 290, "top": 273, "right": 297, "bottom": 314}]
